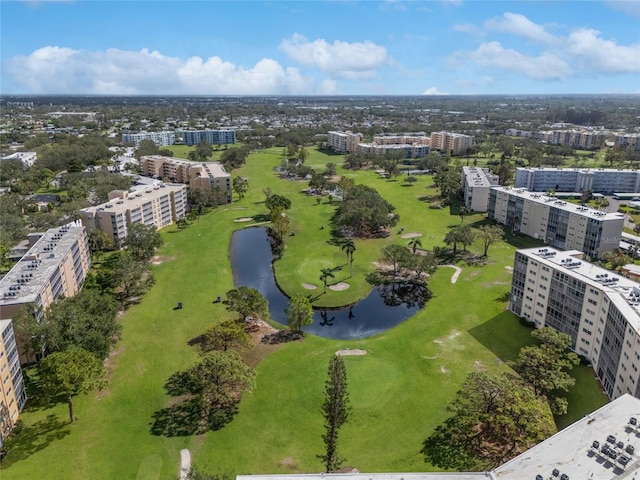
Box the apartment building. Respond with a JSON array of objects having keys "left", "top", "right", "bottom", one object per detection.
[
  {"left": 79, "top": 184, "right": 187, "bottom": 247},
  {"left": 1, "top": 151, "right": 37, "bottom": 167},
  {"left": 0, "top": 222, "right": 91, "bottom": 322},
  {"left": 140, "top": 156, "right": 231, "bottom": 203},
  {"left": 461, "top": 166, "right": 500, "bottom": 212},
  {"left": 182, "top": 129, "right": 236, "bottom": 145},
  {"left": 357, "top": 142, "right": 429, "bottom": 159},
  {"left": 505, "top": 128, "right": 533, "bottom": 138},
  {"left": 429, "top": 131, "right": 474, "bottom": 154},
  {"left": 615, "top": 133, "right": 640, "bottom": 151},
  {"left": 536, "top": 130, "right": 605, "bottom": 149},
  {"left": 0, "top": 320, "right": 26, "bottom": 446},
  {"left": 327, "top": 131, "right": 361, "bottom": 153},
  {"left": 122, "top": 131, "right": 175, "bottom": 147},
  {"left": 510, "top": 246, "right": 640, "bottom": 399},
  {"left": 515, "top": 167, "right": 640, "bottom": 194},
  {"left": 488, "top": 187, "right": 624, "bottom": 258}
]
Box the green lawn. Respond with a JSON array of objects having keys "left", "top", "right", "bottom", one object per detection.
[{"left": 1, "top": 147, "right": 608, "bottom": 479}]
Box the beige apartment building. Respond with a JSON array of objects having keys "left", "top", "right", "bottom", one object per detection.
[
  {"left": 461, "top": 166, "right": 500, "bottom": 211},
  {"left": 510, "top": 247, "right": 640, "bottom": 400},
  {"left": 141, "top": 156, "right": 231, "bottom": 204},
  {"left": 429, "top": 131, "right": 474, "bottom": 154},
  {"left": 80, "top": 184, "right": 187, "bottom": 247},
  {"left": 488, "top": 187, "right": 624, "bottom": 258},
  {"left": 327, "top": 131, "right": 361, "bottom": 153},
  {"left": 536, "top": 129, "right": 605, "bottom": 149},
  {"left": 0, "top": 319, "right": 26, "bottom": 446}
]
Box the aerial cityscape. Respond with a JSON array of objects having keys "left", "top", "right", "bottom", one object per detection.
[{"left": 1, "top": 1, "right": 640, "bottom": 480}]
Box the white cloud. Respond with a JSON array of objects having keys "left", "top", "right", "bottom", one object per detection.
[
  {"left": 606, "top": 0, "right": 640, "bottom": 18},
  {"left": 469, "top": 41, "right": 571, "bottom": 80},
  {"left": 319, "top": 78, "right": 338, "bottom": 95},
  {"left": 423, "top": 86, "right": 449, "bottom": 95},
  {"left": 484, "top": 12, "right": 558, "bottom": 44},
  {"left": 565, "top": 28, "right": 640, "bottom": 73},
  {"left": 280, "top": 33, "right": 389, "bottom": 79},
  {"left": 7, "top": 46, "right": 314, "bottom": 94}
]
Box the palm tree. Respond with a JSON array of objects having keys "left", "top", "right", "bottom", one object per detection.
[
  {"left": 341, "top": 239, "right": 356, "bottom": 277},
  {"left": 408, "top": 237, "right": 422, "bottom": 254},
  {"left": 320, "top": 268, "right": 335, "bottom": 293},
  {"left": 458, "top": 206, "right": 470, "bottom": 224}
]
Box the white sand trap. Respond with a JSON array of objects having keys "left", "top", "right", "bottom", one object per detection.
[
  {"left": 234, "top": 217, "right": 253, "bottom": 222},
  {"left": 442, "top": 264, "right": 462, "bottom": 283},
  {"left": 329, "top": 282, "right": 350, "bottom": 291},
  {"left": 302, "top": 283, "right": 318, "bottom": 290},
  {"left": 401, "top": 232, "right": 423, "bottom": 239},
  {"left": 336, "top": 349, "right": 368, "bottom": 356}
]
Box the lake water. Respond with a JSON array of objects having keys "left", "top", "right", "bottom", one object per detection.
[{"left": 229, "top": 227, "right": 427, "bottom": 340}]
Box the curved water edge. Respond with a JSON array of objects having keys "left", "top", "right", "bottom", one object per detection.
[{"left": 229, "top": 227, "right": 428, "bottom": 340}]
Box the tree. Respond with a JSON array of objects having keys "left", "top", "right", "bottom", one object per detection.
[
  {"left": 318, "top": 355, "right": 351, "bottom": 473},
  {"left": 285, "top": 293, "right": 314, "bottom": 333},
  {"left": 232, "top": 176, "right": 249, "bottom": 200},
  {"left": 108, "top": 252, "right": 155, "bottom": 301},
  {"left": 478, "top": 224, "right": 504, "bottom": 256},
  {"left": 309, "top": 172, "right": 328, "bottom": 195},
  {"left": 269, "top": 206, "right": 290, "bottom": 248},
  {"left": 134, "top": 139, "right": 160, "bottom": 159},
  {"left": 405, "top": 252, "right": 437, "bottom": 282},
  {"left": 223, "top": 286, "right": 269, "bottom": 322},
  {"left": 408, "top": 237, "right": 422, "bottom": 254},
  {"left": 405, "top": 175, "right": 417, "bottom": 186},
  {"left": 39, "top": 347, "right": 106, "bottom": 423},
  {"left": 633, "top": 223, "right": 640, "bottom": 236},
  {"left": 202, "top": 319, "right": 252, "bottom": 353},
  {"left": 444, "top": 228, "right": 460, "bottom": 254},
  {"left": 334, "top": 184, "right": 398, "bottom": 237},
  {"left": 433, "top": 168, "right": 460, "bottom": 203},
  {"left": 458, "top": 206, "right": 469, "bottom": 224},
  {"left": 382, "top": 244, "right": 411, "bottom": 277},
  {"left": 509, "top": 327, "right": 580, "bottom": 415},
  {"left": 319, "top": 268, "right": 335, "bottom": 293},
  {"left": 421, "top": 372, "right": 555, "bottom": 470},
  {"left": 195, "top": 140, "right": 213, "bottom": 161},
  {"left": 265, "top": 194, "right": 291, "bottom": 212},
  {"left": 124, "top": 223, "right": 163, "bottom": 261},
  {"left": 341, "top": 239, "right": 356, "bottom": 277},
  {"left": 602, "top": 249, "right": 632, "bottom": 271},
  {"left": 88, "top": 229, "right": 113, "bottom": 259}
]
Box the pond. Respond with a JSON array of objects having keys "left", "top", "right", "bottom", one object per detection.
[{"left": 229, "top": 227, "right": 429, "bottom": 340}]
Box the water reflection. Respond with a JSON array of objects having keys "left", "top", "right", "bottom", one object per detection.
[{"left": 229, "top": 227, "right": 429, "bottom": 340}]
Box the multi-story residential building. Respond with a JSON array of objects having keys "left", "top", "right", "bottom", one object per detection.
[
  {"left": 79, "top": 184, "right": 187, "bottom": 247},
  {"left": 615, "top": 133, "right": 640, "bottom": 151},
  {"left": 1, "top": 151, "right": 37, "bottom": 167},
  {"left": 140, "top": 156, "right": 231, "bottom": 203},
  {"left": 327, "top": 131, "right": 361, "bottom": 153},
  {"left": 429, "top": 131, "right": 474, "bottom": 154},
  {"left": 505, "top": 128, "right": 533, "bottom": 138},
  {"left": 181, "top": 129, "right": 236, "bottom": 145},
  {"left": 461, "top": 166, "right": 500, "bottom": 212},
  {"left": 509, "top": 246, "right": 640, "bottom": 399},
  {"left": 122, "top": 131, "right": 175, "bottom": 147},
  {"left": 357, "top": 143, "right": 429, "bottom": 159},
  {"left": 0, "top": 222, "right": 91, "bottom": 362},
  {"left": 515, "top": 167, "right": 640, "bottom": 194},
  {"left": 0, "top": 320, "right": 27, "bottom": 446},
  {"left": 488, "top": 187, "right": 624, "bottom": 258},
  {"left": 536, "top": 130, "right": 605, "bottom": 149}
]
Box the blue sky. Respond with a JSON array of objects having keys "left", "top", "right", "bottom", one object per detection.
[{"left": 1, "top": 0, "right": 639, "bottom": 95}]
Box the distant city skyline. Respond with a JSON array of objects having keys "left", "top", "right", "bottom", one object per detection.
[{"left": 1, "top": 0, "right": 639, "bottom": 96}]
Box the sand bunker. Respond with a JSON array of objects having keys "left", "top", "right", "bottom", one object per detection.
[
  {"left": 302, "top": 283, "right": 318, "bottom": 290},
  {"left": 234, "top": 217, "right": 254, "bottom": 223},
  {"left": 401, "top": 232, "right": 423, "bottom": 239},
  {"left": 336, "top": 349, "right": 368, "bottom": 356},
  {"left": 329, "top": 282, "right": 350, "bottom": 291}
]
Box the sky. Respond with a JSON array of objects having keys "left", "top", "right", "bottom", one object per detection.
[{"left": 1, "top": 0, "right": 639, "bottom": 96}]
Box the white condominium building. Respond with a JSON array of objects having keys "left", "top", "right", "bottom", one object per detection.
[
  {"left": 141, "top": 156, "right": 231, "bottom": 203},
  {"left": 461, "top": 166, "right": 500, "bottom": 212},
  {"left": 510, "top": 247, "right": 640, "bottom": 399},
  {"left": 79, "top": 184, "right": 187, "bottom": 247},
  {"left": 182, "top": 129, "right": 236, "bottom": 145},
  {"left": 122, "top": 131, "right": 175, "bottom": 147},
  {"left": 327, "top": 131, "right": 361, "bottom": 153},
  {"left": 515, "top": 167, "right": 640, "bottom": 194},
  {"left": 536, "top": 130, "right": 605, "bottom": 149},
  {"left": 615, "top": 133, "right": 640, "bottom": 151},
  {"left": 488, "top": 187, "right": 624, "bottom": 258},
  {"left": 357, "top": 143, "right": 429, "bottom": 159},
  {"left": 429, "top": 131, "right": 474, "bottom": 154}
]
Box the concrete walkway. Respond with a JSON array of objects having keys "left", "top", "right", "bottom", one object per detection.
[
  {"left": 179, "top": 449, "right": 191, "bottom": 480},
  {"left": 442, "top": 265, "right": 462, "bottom": 284}
]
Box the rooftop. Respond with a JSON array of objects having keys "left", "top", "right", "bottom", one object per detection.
[
  {"left": 463, "top": 166, "right": 499, "bottom": 188},
  {"left": 517, "top": 167, "right": 640, "bottom": 174},
  {"left": 0, "top": 221, "right": 86, "bottom": 307},
  {"left": 492, "top": 187, "right": 625, "bottom": 221},
  {"left": 80, "top": 184, "right": 186, "bottom": 216}
]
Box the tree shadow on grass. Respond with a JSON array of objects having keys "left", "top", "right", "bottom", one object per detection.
[
  {"left": 468, "top": 311, "right": 536, "bottom": 364},
  {"left": 1, "top": 414, "right": 70, "bottom": 466},
  {"left": 150, "top": 398, "right": 235, "bottom": 437}
]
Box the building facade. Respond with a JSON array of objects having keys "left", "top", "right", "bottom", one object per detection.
[
  {"left": 509, "top": 247, "right": 640, "bottom": 400},
  {"left": 461, "top": 166, "right": 500, "bottom": 212},
  {"left": 615, "top": 133, "right": 640, "bottom": 151},
  {"left": 0, "top": 320, "right": 26, "bottom": 446},
  {"left": 327, "top": 131, "right": 361, "bottom": 153},
  {"left": 122, "top": 131, "right": 175, "bottom": 147},
  {"left": 515, "top": 167, "right": 640, "bottom": 194},
  {"left": 79, "top": 184, "right": 187, "bottom": 247},
  {"left": 182, "top": 129, "right": 236, "bottom": 145},
  {"left": 488, "top": 187, "right": 624, "bottom": 258},
  {"left": 429, "top": 131, "right": 474, "bottom": 154},
  {"left": 140, "top": 156, "right": 231, "bottom": 203}
]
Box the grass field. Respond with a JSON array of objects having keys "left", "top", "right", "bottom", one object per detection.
[{"left": 1, "top": 147, "right": 609, "bottom": 479}]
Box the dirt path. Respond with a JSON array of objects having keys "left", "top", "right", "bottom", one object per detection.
[{"left": 179, "top": 449, "right": 191, "bottom": 480}]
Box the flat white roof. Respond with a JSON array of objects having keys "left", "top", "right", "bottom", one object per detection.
[
  {"left": 237, "top": 474, "right": 492, "bottom": 480},
  {"left": 463, "top": 166, "right": 498, "bottom": 188}
]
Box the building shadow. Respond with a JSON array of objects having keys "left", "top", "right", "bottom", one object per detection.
[{"left": 1, "top": 414, "right": 70, "bottom": 466}]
